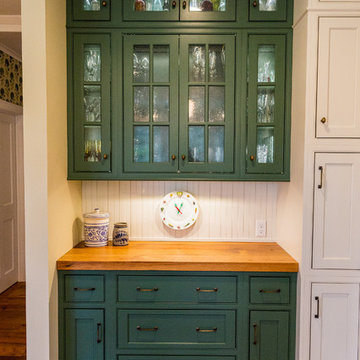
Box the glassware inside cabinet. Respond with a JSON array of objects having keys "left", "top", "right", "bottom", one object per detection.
[
  {"left": 257, "top": 87, "right": 275, "bottom": 123},
  {"left": 208, "top": 126, "right": 224, "bottom": 162},
  {"left": 84, "top": 126, "right": 102, "bottom": 162},
  {"left": 134, "top": 0, "right": 170, "bottom": 11},
  {"left": 209, "top": 86, "right": 225, "bottom": 122},
  {"left": 188, "top": 86, "right": 205, "bottom": 123},
  {"left": 153, "top": 86, "right": 169, "bottom": 122},
  {"left": 153, "top": 126, "right": 169, "bottom": 162},
  {"left": 259, "top": 0, "right": 277, "bottom": 11},
  {"left": 189, "top": 0, "right": 226, "bottom": 11},
  {"left": 84, "top": 45, "right": 101, "bottom": 82},
  {"left": 256, "top": 127, "right": 274, "bottom": 164},
  {"left": 84, "top": 85, "right": 101, "bottom": 122},
  {"left": 134, "top": 86, "right": 150, "bottom": 122},
  {"left": 189, "top": 45, "right": 206, "bottom": 82},
  {"left": 133, "top": 45, "right": 150, "bottom": 83},
  {"left": 188, "top": 126, "right": 205, "bottom": 162},
  {"left": 209, "top": 45, "right": 225, "bottom": 82},
  {"left": 258, "top": 45, "right": 275, "bottom": 83},
  {"left": 83, "top": 0, "right": 100, "bottom": 11}
]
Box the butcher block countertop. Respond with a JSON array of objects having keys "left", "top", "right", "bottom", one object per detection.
[{"left": 57, "top": 241, "right": 298, "bottom": 272}]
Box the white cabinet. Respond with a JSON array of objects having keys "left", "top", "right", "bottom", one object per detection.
[
  {"left": 317, "top": 18, "right": 360, "bottom": 138},
  {"left": 310, "top": 283, "right": 359, "bottom": 360},
  {"left": 313, "top": 153, "right": 360, "bottom": 269}
]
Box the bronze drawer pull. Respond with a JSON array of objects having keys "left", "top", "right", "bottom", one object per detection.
[
  {"left": 259, "top": 288, "right": 281, "bottom": 293},
  {"left": 172, "top": 0, "right": 177, "bottom": 8},
  {"left": 182, "top": 1, "right": 187, "bottom": 9},
  {"left": 196, "top": 287, "right": 218, "bottom": 292},
  {"left": 97, "top": 323, "right": 102, "bottom": 343},
  {"left": 196, "top": 327, "right": 217, "bottom": 332},
  {"left": 318, "top": 166, "right": 324, "bottom": 189},
  {"left": 136, "top": 287, "right": 159, "bottom": 292},
  {"left": 253, "top": 323, "right": 258, "bottom": 344},
  {"left": 315, "top": 296, "right": 320, "bottom": 319},
  {"left": 137, "top": 326, "right": 159, "bottom": 331},
  {"left": 252, "top": 0, "right": 258, "bottom": 7},
  {"left": 73, "top": 287, "right": 96, "bottom": 291}
]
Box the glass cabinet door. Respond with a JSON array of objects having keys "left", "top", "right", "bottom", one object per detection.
[
  {"left": 123, "top": 35, "right": 179, "bottom": 172},
  {"left": 180, "top": 0, "right": 236, "bottom": 21},
  {"left": 73, "top": 0, "right": 110, "bottom": 21},
  {"left": 246, "top": 35, "right": 286, "bottom": 174},
  {"left": 249, "top": 0, "right": 287, "bottom": 22},
  {"left": 123, "top": 0, "right": 179, "bottom": 21},
  {"left": 179, "top": 35, "right": 235, "bottom": 173},
  {"left": 72, "top": 34, "right": 111, "bottom": 172}
]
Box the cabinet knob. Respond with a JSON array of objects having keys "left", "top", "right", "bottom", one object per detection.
[
  {"left": 171, "top": 154, "right": 176, "bottom": 160},
  {"left": 250, "top": 155, "right": 255, "bottom": 161},
  {"left": 172, "top": 0, "right": 177, "bottom": 8},
  {"left": 320, "top": 117, "right": 327, "bottom": 124},
  {"left": 252, "top": 0, "right": 258, "bottom": 7},
  {"left": 102, "top": 1, "right": 107, "bottom": 6},
  {"left": 103, "top": 154, "right": 108, "bottom": 160},
  {"left": 181, "top": 154, "right": 186, "bottom": 160},
  {"left": 182, "top": 1, "right": 187, "bottom": 9}
]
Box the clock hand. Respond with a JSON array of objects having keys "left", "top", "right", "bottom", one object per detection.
[
  {"left": 174, "top": 204, "right": 183, "bottom": 215},
  {"left": 179, "top": 203, "right": 183, "bottom": 211}
]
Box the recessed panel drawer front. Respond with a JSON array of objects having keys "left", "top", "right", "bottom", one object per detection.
[
  {"left": 117, "top": 310, "right": 236, "bottom": 349},
  {"left": 118, "top": 357, "right": 236, "bottom": 360},
  {"left": 117, "top": 276, "right": 236, "bottom": 303},
  {"left": 65, "top": 275, "right": 105, "bottom": 302},
  {"left": 250, "top": 277, "right": 290, "bottom": 304}
]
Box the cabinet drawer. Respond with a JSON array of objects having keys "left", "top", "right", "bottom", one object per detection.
[
  {"left": 250, "top": 277, "right": 290, "bottom": 304},
  {"left": 117, "top": 310, "right": 235, "bottom": 349},
  {"left": 118, "top": 357, "right": 235, "bottom": 360},
  {"left": 117, "top": 275, "right": 236, "bottom": 303},
  {"left": 64, "top": 275, "right": 104, "bottom": 302}
]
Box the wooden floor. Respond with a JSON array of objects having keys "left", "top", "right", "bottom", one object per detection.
[{"left": 0, "top": 282, "right": 26, "bottom": 360}]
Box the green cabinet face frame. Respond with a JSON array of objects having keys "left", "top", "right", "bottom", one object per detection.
[
  {"left": 73, "top": 0, "right": 111, "bottom": 21},
  {"left": 246, "top": 34, "right": 286, "bottom": 175},
  {"left": 71, "top": 33, "right": 112, "bottom": 173},
  {"left": 248, "top": 0, "right": 287, "bottom": 22}
]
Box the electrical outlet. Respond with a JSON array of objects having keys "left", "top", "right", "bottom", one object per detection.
[{"left": 255, "top": 220, "right": 267, "bottom": 237}]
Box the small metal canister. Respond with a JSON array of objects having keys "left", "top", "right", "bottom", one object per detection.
[{"left": 113, "top": 222, "right": 129, "bottom": 246}]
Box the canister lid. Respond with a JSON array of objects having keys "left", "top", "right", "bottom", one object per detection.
[
  {"left": 114, "top": 222, "right": 127, "bottom": 228},
  {"left": 83, "top": 208, "right": 110, "bottom": 219}
]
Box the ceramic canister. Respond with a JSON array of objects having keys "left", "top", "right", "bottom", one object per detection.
[
  {"left": 83, "top": 208, "right": 110, "bottom": 247},
  {"left": 113, "top": 222, "right": 129, "bottom": 246}
]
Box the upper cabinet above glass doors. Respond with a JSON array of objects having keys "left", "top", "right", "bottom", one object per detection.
[{"left": 123, "top": 0, "right": 236, "bottom": 21}]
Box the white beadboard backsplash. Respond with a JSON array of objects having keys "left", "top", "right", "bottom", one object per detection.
[{"left": 82, "top": 181, "right": 278, "bottom": 242}]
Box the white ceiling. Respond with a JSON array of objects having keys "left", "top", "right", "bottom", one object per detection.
[{"left": 0, "top": 0, "right": 21, "bottom": 15}]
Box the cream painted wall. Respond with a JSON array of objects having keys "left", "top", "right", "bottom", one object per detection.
[{"left": 22, "top": 0, "right": 82, "bottom": 358}]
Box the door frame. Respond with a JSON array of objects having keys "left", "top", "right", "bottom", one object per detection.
[{"left": 0, "top": 99, "right": 25, "bottom": 283}]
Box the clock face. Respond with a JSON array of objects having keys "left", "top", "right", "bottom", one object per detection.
[{"left": 160, "top": 191, "right": 199, "bottom": 230}]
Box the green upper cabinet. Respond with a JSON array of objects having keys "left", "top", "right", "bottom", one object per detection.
[
  {"left": 246, "top": 34, "right": 287, "bottom": 175},
  {"left": 123, "top": 0, "right": 236, "bottom": 22},
  {"left": 249, "top": 0, "right": 287, "bottom": 22},
  {"left": 123, "top": 34, "right": 235, "bottom": 174},
  {"left": 69, "top": 33, "right": 112, "bottom": 173},
  {"left": 73, "top": 0, "right": 111, "bottom": 21}
]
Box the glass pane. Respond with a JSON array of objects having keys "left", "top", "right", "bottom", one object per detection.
[
  {"left": 259, "top": 0, "right": 277, "bottom": 11},
  {"left": 257, "top": 86, "right": 275, "bottom": 123},
  {"left": 188, "top": 126, "right": 205, "bottom": 162},
  {"left": 84, "top": 126, "right": 101, "bottom": 162},
  {"left": 257, "top": 127, "right": 274, "bottom": 164},
  {"left": 153, "top": 126, "right": 169, "bottom": 162},
  {"left": 134, "top": 126, "right": 150, "bottom": 162},
  {"left": 208, "top": 126, "right": 224, "bottom": 163},
  {"left": 84, "top": 45, "right": 101, "bottom": 82},
  {"left": 209, "top": 86, "right": 225, "bottom": 122},
  {"left": 133, "top": 45, "right": 150, "bottom": 83},
  {"left": 134, "top": 86, "right": 150, "bottom": 122},
  {"left": 134, "top": 0, "right": 170, "bottom": 11},
  {"left": 84, "top": 85, "right": 101, "bottom": 122},
  {"left": 153, "top": 45, "right": 170, "bottom": 82},
  {"left": 153, "top": 87, "right": 169, "bottom": 122},
  {"left": 83, "top": 0, "right": 100, "bottom": 11},
  {"left": 189, "top": 86, "right": 205, "bottom": 123},
  {"left": 189, "top": 0, "right": 226, "bottom": 11},
  {"left": 209, "top": 45, "right": 225, "bottom": 82},
  {"left": 189, "top": 45, "right": 205, "bottom": 82},
  {"left": 258, "top": 45, "right": 275, "bottom": 83}
]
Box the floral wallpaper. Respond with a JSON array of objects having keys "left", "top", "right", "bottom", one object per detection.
[{"left": 0, "top": 50, "right": 23, "bottom": 106}]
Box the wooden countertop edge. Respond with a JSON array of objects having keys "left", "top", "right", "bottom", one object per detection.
[{"left": 57, "top": 261, "right": 298, "bottom": 272}]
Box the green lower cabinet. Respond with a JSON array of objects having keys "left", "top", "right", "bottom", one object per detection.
[
  {"left": 249, "top": 311, "right": 289, "bottom": 360},
  {"left": 64, "top": 309, "right": 104, "bottom": 360}
]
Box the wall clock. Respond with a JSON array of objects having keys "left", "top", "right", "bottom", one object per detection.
[{"left": 160, "top": 191, "right": 199, "bottom": 230}]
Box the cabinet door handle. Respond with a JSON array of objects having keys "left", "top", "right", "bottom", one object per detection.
[
  {"left": 314, "top": 296, "right": 320, "bottom": 319},
  {"left": 101, "top": 0, "right": 107, "bottom": 6},
  {"left": 250, "top": 155, "right": 255, "bottom": 161},
  {"left": 181, "top": 154, "right": 186, "bottom": 160},
  {"left": 196, "top": 287, "right": 218, "bottom": 292},
  {"left": 73, "top": 287, "right": 96, "bottom": 291},
  {"left": 172, "top": 0, "right": 177, "bottom": 8},
  {"left": 182, "top": 1, "right": 187, "bottom": 9},
  {"left": 252, "top": 0, "right": 258, "bottom": 7},
  {"left": 171, "top": 154, "right": 176, "bottom": 160},
  {"left": 136, "top": 287, "right": 159, "bottom": 292},
  {"left": 196, "top": 327, "right": 217, "bottom": 332},
  {"left": 97, "top": 323, "right": 102, "bottom": 343},
  {"left": 137, "top": 326, "right": 159, "bottom": 331},
  {"left": 103, "top": 153, "right": 108, "bottom": 160},
  {"left": 320, "top": 117, "right": 327, "bottom": 124},
  {"left": 259, "top": 288, "right": 281, "bottom": 293},
  {"left": 318, "top": 166, "right": 323, "bottom": 189},
  {"left": 253, "top": 323, "right": 258, "bottom": 345}
]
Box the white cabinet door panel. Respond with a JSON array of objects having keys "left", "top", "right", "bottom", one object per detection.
[
  {"left": 310, "top": 283, "right": 359, "bottom": 360},
  {"left": 313, "top": 153, "right": 360, "bottom": 269},
  {"left": 317, "top": 18, "right": 360, "bottom": 137}
]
